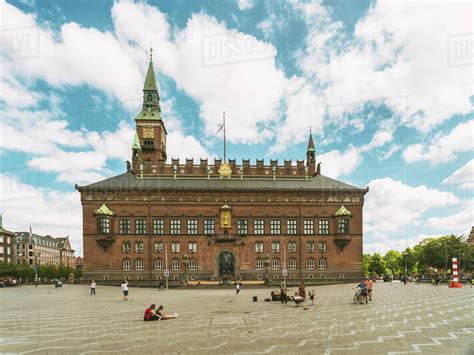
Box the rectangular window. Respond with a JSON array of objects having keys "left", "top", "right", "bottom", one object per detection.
[
  {"left": 307, "top": 259, "right": 315, "bottom": 270},
  {"left": 272, "top": 242, "right": 280, "bottom": 253},
  {"left": 154, "top": 242, "right": 163, "bottom": 253},
  {"left": 123, "top": 259, "right": 131, "bottom": 271},
  {"left": 135, "top": 219, "right": 147, "bottom": 235},
  {"left": 255, "top": 259, "right": 264, "bottom": 270},
  {"left": 155, "top": 259, "right": 163, "bottom": 270},
  {"left": 272, "top": 259, "right": 280, "bottom": 270},
  {"left": 319, "top": 220, "right": 329, "bottom": 235},
  {"left": 119, "top": 219, "right": 130, "bottom": 235},
  {"left": 136, "top": 260, "right": 144, "bottom": 271},
  {"left": 153, "top": 219, "right": 164, "bottom": 235},
  {"left": 171, "top": 219, "right": 181, "bottom": 235},
  {"left": 303, "top": 220, "right": 314, "bottom": 235},
  {"left": 172, "top": 259, "right": 180, "bottom": 271},
  {"left": 318, "top": 258, "right": 327, "bottom": 270},
  {"left": 337, "top": 219, "right": 349, "bottom": 234},
  {"left": 288, "top": 259, "right": 297, "bottom": 270},
  {"left": 255, "top": 242, "right": 264, "bottom": 253},
  {"left": 187, "top": 219, "right": 198, "bottom": 235},
  {"left": 97, "top": 217, "right": 110, "bottom": 234},
  {"left": 254, "top": 220, "right": 264, "bottom": 235},
  {"left": 188, "top": 242, "right": 197, "bottom": 253},
  {"left": 171, "top": 242, "right": 180, "bottom": 253},
  {"left": 204, "top": 219, "right": 215, "bottom": 235},
  {"left": 270, "top": 220, "right": 281, "bottom": 235},
  {"left": 287, "top": 220, "right": 297, "bottom": 235},
  {"left": 237, "top": 219, "right": 248, "bottom": 235},
  {"left": 307, "top": 241, "right": 315, "bottom": 253},
  {"left": 189, "top": 259, "right": 197, "bottom": 271},
  {"left": 288, "top": 242, "right": 297, "bottom": 253},
  {"left": 135, "top": 242, "right": 144, "bottom": 253},
  {"left": 123, "top": 242, "right": 131, "bottom": 253}
]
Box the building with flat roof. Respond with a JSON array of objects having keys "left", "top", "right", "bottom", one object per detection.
[{"left": 76, "top": 53, "right": 368, "bottom": 284}]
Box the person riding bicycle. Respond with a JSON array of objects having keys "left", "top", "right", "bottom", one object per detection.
[{"left": 356, "top": 280, "right": 368, "bottom": 304}]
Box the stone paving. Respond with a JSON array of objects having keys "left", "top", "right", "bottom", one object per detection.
[{"left": 0, "top": 282, "right": 473, "bottom": 354}]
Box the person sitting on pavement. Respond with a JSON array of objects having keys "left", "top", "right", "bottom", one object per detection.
[
  {"left": 156, "top": 305, "right": 178, "bottom": 320},
  {"left": 144, "top": 304, "right": 160, "bottom": 321}
]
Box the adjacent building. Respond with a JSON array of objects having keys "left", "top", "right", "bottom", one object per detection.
[
  {"left": 0, "top": 217, "right": 15, "bottom": 264},
  {"left": 76, "top": 53, "right": 368, "bottom": 283},
  {"left": 14, "top": 232, "right": 75, "bottom": 268}
]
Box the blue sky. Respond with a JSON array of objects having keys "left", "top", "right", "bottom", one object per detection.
[{"left": 0, "top": 0, "right": 472, "bottom": 256}]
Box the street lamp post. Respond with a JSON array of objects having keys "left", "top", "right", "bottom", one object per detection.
[
  {"left": 182, "top": 254, "right": 190, "bottom": 284},
  {"left": 34, "top": 252, "right": 41, "bottom": 286},
  {"left": 402, "top": 251, "right": 408, "bottom": 284},
  {"left": 264, "top": 254, "right": 271, "bottom": 285}
]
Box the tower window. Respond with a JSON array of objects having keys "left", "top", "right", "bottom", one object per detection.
[{"left": 143, "top": 139, "right": 154, "bottom": 148}]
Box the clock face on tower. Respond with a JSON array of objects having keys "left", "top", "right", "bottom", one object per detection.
[{"left": 143, "top": 128, "right": 154, "bottom": 139}]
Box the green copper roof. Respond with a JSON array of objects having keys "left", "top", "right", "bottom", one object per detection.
[
  {"left": 132, "top": 132, "right": 141, "bottom": 150},
  {"left": 94, "top": 203, "right": 115, "bottom": 217},
  {"left": 307, "top": 132, "right": 315, "bottom": 152},
  {"left": 334, "top": 205, "right": 352, "bottom": 217},
  {"left": 135, "top": 108, "right": 162, "bottom": 121},
  {"left": 144, "top": 60, "right": 157, "bottom": 91}
]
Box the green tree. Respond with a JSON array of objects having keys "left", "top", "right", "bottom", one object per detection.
[
  {"left": 368, "top": 253, "right": 387, "bottom": 276},
  {"left": 363, "top": 254, "right": 372, "bottom": 277},
  {"left": 383, "top": 250, "right": 402, "bottom": 275}
]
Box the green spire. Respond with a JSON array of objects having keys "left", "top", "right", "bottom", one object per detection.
[
  {"left": 135, "top": 48, "right": 162, "bottom": 121},
  {"left": 144, "top": 58, "right": 157, "bottom": 91},
  {"left": 307, "top": 128, "right": 315, "bottom": 152},
  {"left": 132, "top": 132, "right": 141, "bottom": 150}
]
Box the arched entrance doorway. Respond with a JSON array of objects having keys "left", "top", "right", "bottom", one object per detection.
[{"left": 217, "top": 250, "right": 236, "bottom": 277}]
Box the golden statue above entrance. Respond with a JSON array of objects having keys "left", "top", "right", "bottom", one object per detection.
[{"left": 220, "top": 202, "right": 231, "bottom": 229}]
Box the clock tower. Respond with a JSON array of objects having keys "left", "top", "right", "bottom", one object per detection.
[{"left": 131, "top": 49, "right": 167, "bottom": 175}]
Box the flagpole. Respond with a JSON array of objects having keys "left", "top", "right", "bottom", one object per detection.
[{"left": 223, "top": 111, "right": 226, "bottom": 162}]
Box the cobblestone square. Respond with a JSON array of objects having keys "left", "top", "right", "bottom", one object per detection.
[{"left": 1, "top": 283, "right": 473, "bottom": 354}]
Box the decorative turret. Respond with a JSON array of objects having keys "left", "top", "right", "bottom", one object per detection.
[{"left": 306, "top": 128, "right": 316, "bottom": 176}]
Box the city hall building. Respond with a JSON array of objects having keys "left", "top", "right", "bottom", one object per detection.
[{"left": 76, "top": 54, "right": 368, "bottom": 284}]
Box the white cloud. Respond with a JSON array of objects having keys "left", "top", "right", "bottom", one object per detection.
[
  {"left": 318, "top": 147, "right": 362, "bottom": 179},
  {"left": 402, "top": 120, "right": 474, "bottom": 164},
  {"left": 237, "top": 0, "right": 254, "bottom": 11},
  {"left": 426, "top": 202, "right": 473, "bottom": 233},
  {"left": 297, "top": 0, "right": 473, "bottom": 132},
  {"left": 442, "top": 159, "right": 474, "bottom": 190},
  {"left": 365, "top": 177, "right": 460, "bottom": 234},
  {"left": 0, "top": 174, "right": 83, "bottom": 255},
  {"left": 364, "top": 233, "right": 432, "bottom": 255}
]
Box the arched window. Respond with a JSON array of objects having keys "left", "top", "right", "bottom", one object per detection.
[
  {"left": 272, "top": 258, "right": 280, "bottom": 270},
  {"left": 135, "top": 241, "right": 144, "bottom": 253},
  {"left": 306, "top": 241, "right": 315, "bottom": 253},
  {"left": 122, "top": 241, "right": 131, "bottom": 253},
  {"left": 122, "top": 259, "right": 131, "bottom": 271},
  {"left": 135, "top": 259, "right": 144, "bottom": 271},
  {"left": 155, "top": 259, "right": 163, "bottom": 270},
  {"left": 255, "top": 258, "right": 263, "bottom": 270},
  {"left": 307, "top": 258, "right": 315, "bottom": 270},
  {"left": 318, "top": 257, "right": 327, "bottom": 270},
  {"left": 288, "top": 258, "right": 297, "bottom": 270},
  {"left": 318, "top": 241, "right": 327, "bottom": 253}
]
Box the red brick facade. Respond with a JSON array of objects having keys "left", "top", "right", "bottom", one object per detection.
[{"left": 76, "top": 56, "right": 367, "bottom": 284}]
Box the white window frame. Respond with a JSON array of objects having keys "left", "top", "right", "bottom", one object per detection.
[
  {"left": 189, "top": 259, "right": 197, "bottom": 271},
  {"left": 171, "top": 242, "right": 180, "bottom": 253},
  {"left": 155, "top": 259, "right": 163, "bottom": 270},
  {"left": 122, "top": 259, "right": 131, "bottom": 271},
  {"left": 318, "top": 241, "right": 327, "bottom": 253},
  {"left": 272, "top": 258, "right": 280, "bottom": 270},
  {"left": 154, "top": 242, "right": 163, "bottom": 253},
  {"left": 255, "top": 242, "right": 264, "bottom": 253},
  {"left": 254, "top": 220, "right": 264, "bottom": 234},
  {"left": 135, "top": 242, "right": 144, "bottom": 253},
  {"left": 303, "top": 220, "right": 314, "bottom": 235},
  {"left": 171, "top": 259, "right": 180, "bottom": 271},
  {"left": 171, "top": 219, "right": 181, "bottom": 235},
  {"left": 287, "top": 220, "right": 297, "bottom": 235},
  {"left": 271, "top": 242, "right": 280, "bottom": 253},
  {"left": 319, "top": 219, "right": 329, "bottom": 235},
  {"left": 306, "top": 241, "right": 315, "bottom": 253},
  {"left": 288, "top": 258, "right": 297, "bottom": 270},
  {"left": 204, "top": 219, "right": 215, "bottom": 235},
  {"left": 255, "top": 259, "right": 263, "bottom": 270},
  {"left": 136, "top": 259, "right": 144, "bottom": 271},
  {"left": 288, "top": 242, "right": 297, "bottom": 253},
  {"left": 318, "top": 258, "right": 327, "bottom": 270},
  {"left": 188, "top": 242, "right": 197, "bottom": 253},
  {"left": 307, "top": 258, "right": 315, "bottom": 270},
  {"left": 153, "top": 219, "right": 164, "bottom": 235},
  {"left": 187, "top": 219, "right": 198, "bottom": 235},
  {"left": 270, "top": 220, "right": 281, "bottom": 235}
]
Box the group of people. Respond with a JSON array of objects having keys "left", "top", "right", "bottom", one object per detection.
[
  {"left": 272, "top": 281, "right": 312, "bottom": 306},
  {"left": 144, "top": 304, "right": 178, "bottom": 321},
  {"left": 355, "top": 278, "right": 374, "bottom": 304}
]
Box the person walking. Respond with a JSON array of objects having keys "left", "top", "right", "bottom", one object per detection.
[
  {"left": 90, "top": 280, "right": 96, "bottom": 295},
  {"left": 235, "top": 281, "right": 241, "bottom": 295},
  {"left": 280, "top": 281, "right": 287, "bottom": 304},
  {"left": 121, "top": 280, "right": 129, "bottom": 301}
]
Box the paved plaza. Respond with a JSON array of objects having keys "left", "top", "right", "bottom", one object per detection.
[{"left": 0, "top": 282, "right": 473, "bottom": 354}]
